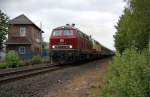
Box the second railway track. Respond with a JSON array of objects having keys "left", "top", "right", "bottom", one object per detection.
[{"left": 0, "top": 64, "right": 61, "bottom": 85}]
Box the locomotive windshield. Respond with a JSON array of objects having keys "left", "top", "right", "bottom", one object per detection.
[
  {"left": 53, "top": 30, "right": 62, "bottom": 36},
  {"left": 64, "top": 30, "right": 74, "bottom": 36},
  {"left": 53, "top": 30, "right": 74, "bottom": 36}
]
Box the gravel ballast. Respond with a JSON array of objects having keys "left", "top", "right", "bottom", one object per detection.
[{"left": 0, "top": 58, "right": 111, "bottom": 97}]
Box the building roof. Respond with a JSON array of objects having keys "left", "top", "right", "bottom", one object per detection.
[
  {"left": 9, "top": 14, "right": 44, "bottom": 33},
  {"left": 5, "top": 37, "right": 32, "bottom": 45}
]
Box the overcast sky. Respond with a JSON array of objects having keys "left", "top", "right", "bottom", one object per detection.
[{"left": 0, "top": 0, "right": 126, "bottom": 50}]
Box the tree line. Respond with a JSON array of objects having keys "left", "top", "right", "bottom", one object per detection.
[
  {"left": 100, "top": 0, "right": 150, "bottom": 97},
  {"left": 114, "top": 0, "right": 150, "bottom": 53}
]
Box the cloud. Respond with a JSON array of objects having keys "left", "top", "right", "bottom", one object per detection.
[{"left": 0, "top": 0, "right": 126, "bottom": 50}]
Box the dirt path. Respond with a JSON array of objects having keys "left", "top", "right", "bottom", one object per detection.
[{"left": 44, "top": 58, "right": 110, "bottom": 97}]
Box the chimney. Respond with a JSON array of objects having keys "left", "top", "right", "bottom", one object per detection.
[{"left": 72, "top": 23, "right": 75, "bottom": 27}]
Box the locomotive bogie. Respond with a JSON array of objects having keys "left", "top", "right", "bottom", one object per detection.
[{"left": 50, "top": 49, "right": 79, "bottom": 64}]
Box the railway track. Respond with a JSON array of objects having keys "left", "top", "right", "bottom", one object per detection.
[
  {"left": 0, "top": 64, "right": 61, "bottom": 85},
  {"left": 0, "top": 57, "right": 112, "bottom": 85}
]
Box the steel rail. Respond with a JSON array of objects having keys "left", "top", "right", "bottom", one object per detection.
[{"left": 0, "top": 64, "right": 60, "bottom": 85}]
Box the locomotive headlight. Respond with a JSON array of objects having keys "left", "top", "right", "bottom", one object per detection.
[
  {"left": 52, "top": 45, "right": 55, "bottom": 48},
  {"left": 69, "top": 45, "right": 72, "bottom": 48}
]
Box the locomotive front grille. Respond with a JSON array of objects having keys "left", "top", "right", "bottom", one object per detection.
[{"left": 55, "top": 45, "right": 70, "bottom": 49}]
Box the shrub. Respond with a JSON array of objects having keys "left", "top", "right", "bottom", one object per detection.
[
  {"left": 102, "top": 48, "right": 150, "bottom": 97},
  {"left": 42, "top": 56, "right": 50, "bottom": 63},
  {"left": 30, "top": 56, "right": 43, "bottom": 65},
  {"left": 0, "top": 63, "right": 7, "bottom": 69},
  {"left": 22, "top": 60, "right": 31, "bottom": 66},
  {"left": 5, "top": 51, "right": 21, "bottom": 68}
]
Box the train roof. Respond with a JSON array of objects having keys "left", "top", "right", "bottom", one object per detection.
[
  {"left": 53, "top": 24, "right": 92, "bottom": 39},
  {"left": 53, "top": 24, "right": 77, "bottom": 30}
]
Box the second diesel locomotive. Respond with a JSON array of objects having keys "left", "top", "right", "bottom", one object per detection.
[{"left": 49, "top": 24, "right": 112, "bottom": 64}]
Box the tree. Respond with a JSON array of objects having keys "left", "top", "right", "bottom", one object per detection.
[
  {"left": 114, "top": 0, "right": 150, "bottom": 53},
  {"left": 114, "top": 8, "right": 132, "bottom": 53},
  {"left": 0, "top": 10, "right": 9, "bottom": 50}
]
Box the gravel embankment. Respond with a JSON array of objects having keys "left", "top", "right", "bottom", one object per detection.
[{"left": 0, "top": 58, "right": 111, "bottom": 97}]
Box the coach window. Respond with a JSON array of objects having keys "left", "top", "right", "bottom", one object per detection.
[
  {"left": 64, "top": 30, "right": 73, "bottom": 36},
  {"left": 53, "top": 30, "right": 62, "bottom": 36}
]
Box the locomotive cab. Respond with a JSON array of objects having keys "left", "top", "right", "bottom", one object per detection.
[
  {"left": 50, "top": 25, "right": 78, "bottom": 64},
  {"left": 50, "top": 29, "right": 77, "bottom": 49}
]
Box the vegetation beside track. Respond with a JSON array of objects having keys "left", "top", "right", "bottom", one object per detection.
[
  {"left": 100, "top": 49, "right": 150, "bottom": 97},
  {"left": 93, "top": 0, "right": 150, "bottom": 97},
  {"left": 0, "top": 51, "right": 45, "bottom": 69}
]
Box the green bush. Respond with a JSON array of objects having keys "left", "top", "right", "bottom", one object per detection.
[
  {"left": 5, "top": 51, "right": 21, "bottom": 68},
  {"left": 102, "top": 48, "right": 150, "bottom": 97},
  {"left": 0, "top": 63, "right": 7, "bottom": 69},
  {"left": 30, "top": 56, "right": 43, "bottom": 65},
  {"left": 22, "top": 60, "right": 31, "bottom": 66}
]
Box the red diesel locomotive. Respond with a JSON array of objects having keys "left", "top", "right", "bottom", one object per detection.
[{"left": 49, "top": 24, "right": 113, "bottom": 64}]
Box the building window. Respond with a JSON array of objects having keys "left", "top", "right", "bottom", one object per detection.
[
  {"left": 19, "top": 46, "right": 26, "bottom": 54},
  {"left": 20, "top": 27, "right": 26, "bottom": 36}
]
